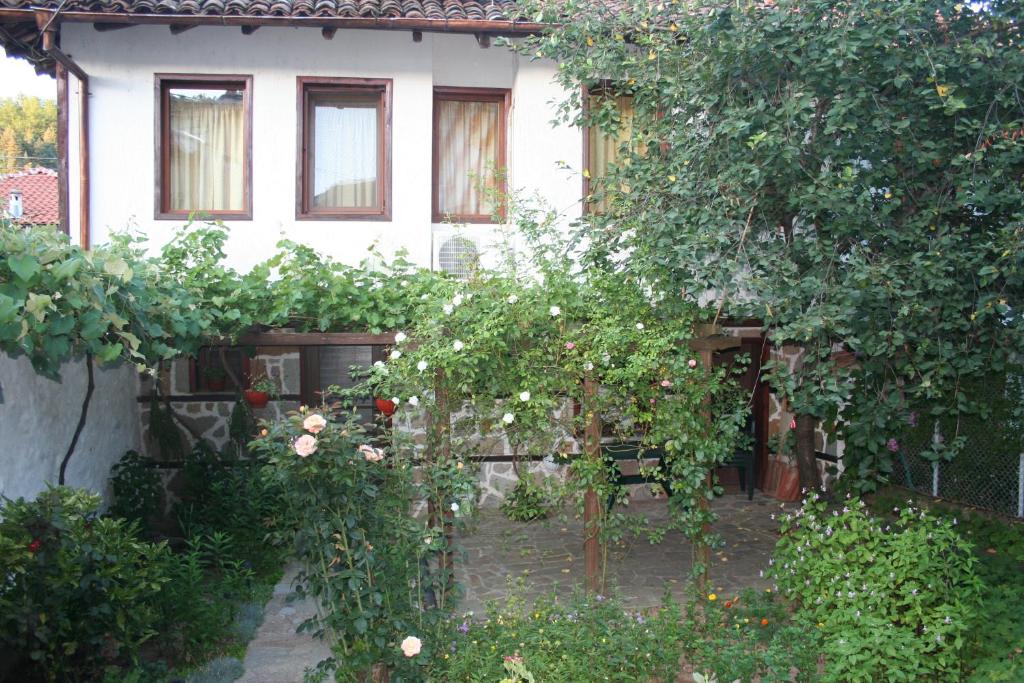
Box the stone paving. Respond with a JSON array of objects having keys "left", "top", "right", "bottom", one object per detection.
[{"left": 455, "top": 492, "right": 789, "bottom": 614}]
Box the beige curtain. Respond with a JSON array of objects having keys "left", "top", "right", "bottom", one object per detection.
[
  {"left": 312, "top": 98, "right": 378, "bottom": 209},
  {"left": 168, "top": 94, "right": 245, "bottom": 212},
  {"left": 437, "top": 100, "right": 501, "bottom": 217},
  {"left": 587, "top": 94, "right": 634, "bottom": 213}
]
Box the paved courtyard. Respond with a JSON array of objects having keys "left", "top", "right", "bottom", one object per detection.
[{"left": 456, "top": 492, "right": 789, "bottom": 614}]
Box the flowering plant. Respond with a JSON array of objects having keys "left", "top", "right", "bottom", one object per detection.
[
  {"left": 769, "top": 493, "right": 982, "bottom": 680},
  {"left": 252, "top": 407, "right": 442, "bottom": 679}
]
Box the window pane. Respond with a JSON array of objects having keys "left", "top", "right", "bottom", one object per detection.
[
  {"left": 167, "top": 87, "right": 245, "bottom": 212},
  {"left": 436, "top": 99, "right": 501, "bottom": 217},
  {"left": 311, "top": 94, "right": 379, "bottom": 209}
]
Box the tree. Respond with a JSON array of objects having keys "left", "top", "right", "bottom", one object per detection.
[
  {"left": 523, "top": 0, "right": 1024, "bottom": 489},
  {"left": 0, "top": 96, "right": 58, "bottom": 173}
]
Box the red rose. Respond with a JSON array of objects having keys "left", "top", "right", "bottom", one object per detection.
[{"left": 27, "top": 539, "right": 41, "bottom": 554}]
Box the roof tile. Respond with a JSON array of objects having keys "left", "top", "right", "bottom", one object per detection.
[{"left": 0, "top": 167, "right": 59, "bottom": 226}]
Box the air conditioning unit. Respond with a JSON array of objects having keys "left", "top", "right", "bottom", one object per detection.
[{"left": 432, "top": 228, "right": 484, "bottom": 279}]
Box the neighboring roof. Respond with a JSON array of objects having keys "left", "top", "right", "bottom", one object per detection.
[{"left": 0, "top": 167, "right": 59, "bottom": 226}]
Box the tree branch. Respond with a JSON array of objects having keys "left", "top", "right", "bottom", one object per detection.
[{"left": 59, "top": 353, "right": 95, "bottom": 485}]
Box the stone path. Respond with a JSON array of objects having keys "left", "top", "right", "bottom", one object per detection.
[
  {"left": 237, "top": 566, "right": 331, "bottom": 683},
  {"left": 237, "top": 493, "right": 788, "bottom": 681},
  {"left": 455, "top": 493, "right": 789, "bottom": 614}
]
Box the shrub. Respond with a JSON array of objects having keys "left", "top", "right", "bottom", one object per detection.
[
  {"left": 431, "top": 589, "right": 684, "bottom": 682},
  {"left": 252, "top": 406, "right": 439, "bottom": 680},
  {"left": 681, "top": 589, "right": 822, "bottom": 682},
  {"left": 0, "top": 487, "right": 170, "bottom": 681},
  {"left": 110, "top": 449, "right": 164, "bottom": 533},
  {"left": 500, "top": 478, "right": 555, "bottom": 522},
  {"left": 770, "top": 493, "right": 983, "bottom": 681}
]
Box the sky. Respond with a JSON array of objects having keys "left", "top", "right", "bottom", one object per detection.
[{"left": 1, "top": 50, "right": 56, "bottom": 100}]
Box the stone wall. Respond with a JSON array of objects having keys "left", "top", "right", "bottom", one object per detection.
[{"left": 0, "top": 352, "right": 142, "bottom": 503}]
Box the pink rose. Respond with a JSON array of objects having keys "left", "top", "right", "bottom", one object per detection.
[
  {"left": 303, "top": 413, "right": 327, "bottom": 434},
  {"left": 400, "top": 636, "right": 422, "bottom": 657},
  {"left": 294, "top": 434, "right": 317, "bottom": 457},
  {"left": 565, "top": 342, "right": 576, "bottom": 350},
  {"left": 359, "top": 444, "right": 385, "bottom": 462},
  {"left": 688, "top": 359, "right": 698, "bottom": 369},
  {"left": 789, "top": 418, "right": 797, "bottom": 430},
  {"left": 886, "top": 438, "right": 900, "bottom": 453},
  {"left": 660, "top": 379, "right": 672, "bottom": 387}
]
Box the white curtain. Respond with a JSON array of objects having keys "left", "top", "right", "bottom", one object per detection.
[
  {"left": 436, "top": 100, "right": 500, "bottom": 217},
  {"left": 312, "top": 100, "right": 378, "bottom": 209},
  {"left": 168, "top": 94, "right": 244, "bottom": 212}
]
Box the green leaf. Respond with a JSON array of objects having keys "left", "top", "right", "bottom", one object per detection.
[{"left": 8, "top": 254, "right": 40, "bottom": 282}]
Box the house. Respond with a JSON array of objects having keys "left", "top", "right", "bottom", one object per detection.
[
  {"left": 0, "top": 2, "right": 829, "bottom": 503},
  {"left": 0, "top": 166, "right": 59, "bottom": 225},
  {"left": 0, "top": 0, "right": 587, "bottom": 273}
]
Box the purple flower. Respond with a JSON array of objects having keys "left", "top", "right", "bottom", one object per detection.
[
  {"left": 595, "top": 594, "right": 605, "bottom": 602},
  {"left": 458, "top": 621, "right": 469, "bottom": 633},
  {"left": 886, "top": 438, "right": 900, "bottom": 453}
]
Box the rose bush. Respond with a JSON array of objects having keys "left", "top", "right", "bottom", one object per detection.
[{"left": 252, "top": 406, "right": 443, "bottom": 681}]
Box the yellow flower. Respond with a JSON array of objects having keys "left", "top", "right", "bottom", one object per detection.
[
  {"left": 708, "top": 593, "right": 718, "bottom": 601},
  {"left": 648, "top": 50, "right": 656, "bottom": 60},
  {"left": 668, "top": 175, "right": 676, "bottom": 182},
  {"left": 936, "top": 84, "right": 950, "bottom": 98},
  {"left": 586, "top": 37, "right": 594, "bottom": 47}
]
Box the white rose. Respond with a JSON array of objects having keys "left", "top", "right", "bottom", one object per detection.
[
  {"left": 453, "top": 340, "right": 464, "bottom": 351},
  {"left": 636, "top": 322, "right": 645, "bottom": 330},
  {"left": 390, "top": 350, "right": 402, "bottom": 360},
  {"left": 451, "top": 502, "right": 460, "bottom": 512},
  {"left": 401, "top": 280, "right": 409, "bottom": 287},
  {"left": 408, "top": 396, "right": 420, "bottom": 406},
  {"left": 390, "top": 397, "right": 401, "bottom": 405},
  {"left": 395, "top": 331, "right": 407, "bottom": 343},
  {"left": 443, "top": 304, "right": 454, "bottom": 315},
  {"left": 519, "top": 391, "right": 531, "bottom": 402},
  {"left": 549, "top": 305, "right": 561, "bottom": 316},
  {"left": 417, "top": 360, "right": 428, "bottom": 372},
  {"left": 453, "top": 294, "right": 463, "bottom": 306},
  {"left": 373, "top": 360, "right": 385, "bottom": 367},
  {"left": 507, "top": 294, "right": 519, "bottom": 304},
  {"left": 502, "top": 412, "right": 515, "bottom": 424},
  {"left": 584, "top": 362, "right": 594, "bottom": 371}
]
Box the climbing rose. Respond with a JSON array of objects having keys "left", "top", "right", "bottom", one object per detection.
[
  {"left": 565, "top": 342, "right": 576, "bottom": 350},
  {"left": 453, "top": 340, "right": 464, "bottom": 351},
  {"left": 507, "top": 294, "right": 519, "bottom": 304},
  {"left": 502, "top": 412, "right": 515, "bottom": 424},
  {"left": 27, "top": 539, "right": 41, "bottom": 554},
  {"left": 294, "top": 435, "right": 317, "bottom": 457},
  {"left": 390, "top": 396, "right": 401, "bottom": 405},
  {"left": 519, "top": 391, "right": 531, "bottom": 402},
  {"left": 636, "top": 322, "right": 644, "bottom": 330},
  {"left": 443, "top": 304, "right": 454, "bottom": 315},
  {"left": 408, "top": 396, "right": 420, "bottom": 406},
  {"left": 400, "top": 636, "right": 422, "bottom": 657},
  {"left": 549, "top": 305, "right": 561, "bottom": 316},
  {"left": 886, "top": 438, "right": 900, "bottom": 453},
  {"left": 453, "top": 294, "right": 463, "bottom": 306},
  {"left": 417, "top": 360, "right": 428, "bottom": 372},
  {"left": 451, "top": 502, "right": 460, "bottom": 512},
  {"left": 394, "top": 331, "right": 407, "bottom": 343},
  {"left": 303, "top": 413, "right": 327, "bottom": 434},
  {"left": 390, "top": 350, "right": 402, "bottom": 360},
  {"left": 660, "top": 380, "right": 672, "bottom": 388},
  {"left": 688, "top": 359, "right": 698, "bottom": 368}
]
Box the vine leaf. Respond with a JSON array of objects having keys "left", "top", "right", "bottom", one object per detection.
[{"left": 8, "top": 254, "right": 40, "bottom": 282}]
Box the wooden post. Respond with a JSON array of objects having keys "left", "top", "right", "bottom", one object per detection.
[
  {"left": 687, "top": 335, "right": 740, "bottom": 594},
  {"left": 582, "top": 376, "right": 603, "bottom": 594}
]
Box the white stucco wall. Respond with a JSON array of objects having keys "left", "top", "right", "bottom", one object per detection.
[
  {"left": 62, "top": 25, "right": 583, "bottom": 270},
  {"left": 0, "top": 353, "right": 142, "bottom": 503}
]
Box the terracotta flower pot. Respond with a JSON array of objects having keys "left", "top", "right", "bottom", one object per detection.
[
  {"left": 375, "top": 398, "right": 397, "bottom": 417},
  {"left": 244, "top": 390, "right": 270, "bottom": 409}
]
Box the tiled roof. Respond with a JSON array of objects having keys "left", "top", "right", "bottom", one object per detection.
[
  {"left": 0, "top": 167, "right": 59, "bottom": 226},
  {"left": 0, "top": 0, "right": 526, "bottom": 21}
]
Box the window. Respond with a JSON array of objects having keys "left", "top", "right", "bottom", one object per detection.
[
  {"left": 189, "top": 346, "right": 250, "bottom": 394},
  {"left": 155, "top": 74, "right": 252, "bottom": 220},
  {"left": 301, "top": 346, "right": 387, "bottom": 424},
  {"left": 433, "top": 87, "right": 509, "bottom": 223},
  {"left": 583, "top": 91, "right": 635, "bottom": 214},
  {"left": 297, "top": 77, "right": 392, "bottom": 220}
]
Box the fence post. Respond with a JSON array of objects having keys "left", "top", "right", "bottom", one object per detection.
[
  {"left": 1017, "top": 453, "right": 1023, "bottom": 519},
  {"left": 931, "top": 420, "right": 942, "bottom": 498}
]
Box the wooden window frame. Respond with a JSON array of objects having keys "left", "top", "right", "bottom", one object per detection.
[
  {"left": 154, "top": 73, "right": 253, "bottom": 221},
  {"left": 300, "top": 345, "right": 387, "bottom": 418},
  {"left": 188, "top": 346, "right": 252, "bottom": 394},
  {"left": 432, "top": 87, "right": 510, "bottom": 224},
  {"left": 296, "top": 77, "right": 392, "bottom": 221}
]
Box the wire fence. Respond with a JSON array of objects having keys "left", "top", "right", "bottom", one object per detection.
[{"left": 890, "top": 374, "right": 1023, "bottom": 518}]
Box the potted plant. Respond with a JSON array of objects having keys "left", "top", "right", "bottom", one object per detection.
[
  {"left": 374, "top": 397, "right": 396, "bottom": 417},
  {"left": 203, "top": 365, "right": 227, "bottom": 392},
  {"left": 244, "top": 371, "right": 279, "bottom": 409}
]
